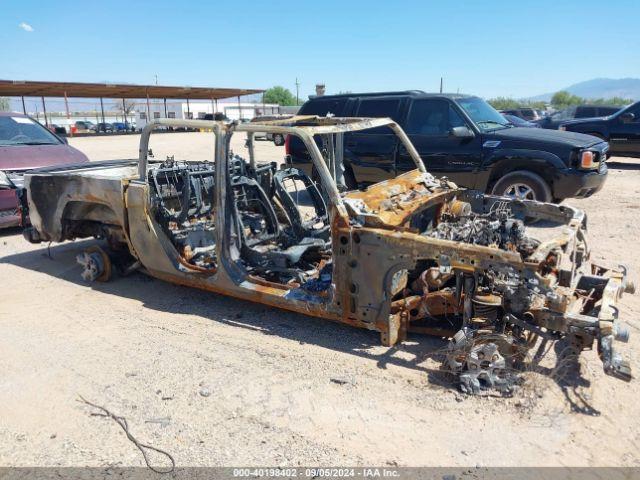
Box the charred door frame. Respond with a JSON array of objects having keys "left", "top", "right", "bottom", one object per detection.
[{"left": 134, "top": 117, "right": 430, "bottom": 336}]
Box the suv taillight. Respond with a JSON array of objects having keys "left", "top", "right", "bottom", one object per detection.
[{"left": 285, "top": 134, "right": 291, "bottom": 155}]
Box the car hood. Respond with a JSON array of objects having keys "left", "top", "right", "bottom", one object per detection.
[
  {"left": 0, "top": 144, "right": 89, "bottom": 172},
  {"left": 559, "top": 116, "right": 609, "bottom": 126},
  {"left": 488, "top": 126, "right": 602, "bottom": 148}
]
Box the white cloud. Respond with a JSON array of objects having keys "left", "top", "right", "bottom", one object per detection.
[{"left": 19, "top": 22, "right": 34, "bottom": 32}]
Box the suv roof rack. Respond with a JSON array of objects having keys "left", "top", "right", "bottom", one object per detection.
[
  {"left": 314, "top": 90, "right": 426, "bottom": 99},
  {"left": 310, "top": 91, "right": 477, "bottom": 100}
]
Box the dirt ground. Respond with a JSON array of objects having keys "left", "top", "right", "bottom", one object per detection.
[{"left": 1, "top": 132, "right": 640, "bottom": 468}]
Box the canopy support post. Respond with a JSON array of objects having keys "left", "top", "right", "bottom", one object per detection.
[
  {"left": 100, "top": 97, "right": 106, "bottom": 128},
  {"left": 64, "top": 92, "right": 70, "bottom": 119},
  {"left": 146, "top": 93, "right": 151, "bottom": 124},
  {"left": 41, "top": 96, "right": 48, "bottom": 127},
  {"left": 64, "top": 92, "right": 72, "bottom": 136}
]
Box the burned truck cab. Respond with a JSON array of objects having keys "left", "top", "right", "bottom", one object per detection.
[{"left": 22, "top": 116, "right": 634, "bottom": 394}]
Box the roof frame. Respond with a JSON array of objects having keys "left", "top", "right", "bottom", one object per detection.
[{"left": 0, "top": 80, "right": 263, "bottom": 100}]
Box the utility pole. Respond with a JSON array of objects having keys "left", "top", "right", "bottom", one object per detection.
[
  {"left": 154, "top": 74, "right": 158, "bottom": 85},
  {"left": 295, "top": 78, "right": 300, "bottom": 105},
  {"left": 440, "top": 77, "right": 443, "bottom": 94}
]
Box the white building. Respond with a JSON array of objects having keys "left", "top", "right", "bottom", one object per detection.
[{"left": 134, "top": 100, "right": 281, "bottom": 129}]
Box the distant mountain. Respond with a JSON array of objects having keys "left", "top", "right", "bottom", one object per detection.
[{"left": 530, "top": 78, "right": 640, "bottom": 102}]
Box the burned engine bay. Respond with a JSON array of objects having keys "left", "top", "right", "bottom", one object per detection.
[{"left": 343, "top": 174, "right": 634, "bottom": 394}]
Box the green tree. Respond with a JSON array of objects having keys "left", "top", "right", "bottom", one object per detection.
[
  {"left": 487, "top": 97, "right": 549, "bottom": 111},
  {"left": 487, "top": 97, "right": 521, "bottom": 110},
  {"left": 263, "top": 86, "right": 297, "bottom": 106},
  {"left": 550, "top": 91, "right": 633, "bottom": 108},
  {"left": 551, "top": 91, "right": 583, "bottom": 108},
  {"left": 590, "top": 96, "right": 633, "bottom": 106},
  {"left": 0, "top": 97, "right": 10, "bottom": 112},
  {"left": 529, "top": 100, "right": 548, "bottom": 110}
]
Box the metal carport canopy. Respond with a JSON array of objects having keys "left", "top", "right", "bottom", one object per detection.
[{"left": 0, "top": 79, "right": 264, "bottom": 100}]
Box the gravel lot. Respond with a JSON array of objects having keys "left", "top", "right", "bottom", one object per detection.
[{"left": 1, "top": 132, "right": 639, "bottom": 468}]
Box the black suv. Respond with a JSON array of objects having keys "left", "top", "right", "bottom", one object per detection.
[
  {"left": 288, "top": 91, "right": 609, "bottom": 202},
  {"left": 559, "top": 101, "right": 640, "bottom": 158},
  {"left": 537, "top": 105, "right": 622, "bottom": 130}
]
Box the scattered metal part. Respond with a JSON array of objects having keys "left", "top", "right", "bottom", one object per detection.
[
  {"left": 330, "top": 376, "right": 355, "bottom": 386},
  {"left": 459, "top": 342, "right": 509, "bottom": 394},
  {"left": 122, "top": 260, "right": 142, "bottom": 277},
  {"left": 145, "top": 417, "right": 172, "bottom": 427},
  {"left": 447, "top": 332, "right": 516, "bottom": 395}
]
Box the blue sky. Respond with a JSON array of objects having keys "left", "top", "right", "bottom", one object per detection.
[{"left": 1, "top": 0, "right": 638, "bottom": 99}]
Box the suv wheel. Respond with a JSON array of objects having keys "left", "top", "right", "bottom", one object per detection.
[
  {"left": 491, "top": 171, "right": 551, "bottom": 203},
  {"left": 273, "top": 133, "right": 285, "bottom": 146}
]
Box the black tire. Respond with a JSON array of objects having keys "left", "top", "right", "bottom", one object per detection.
[
  {"left": 490, "top": 170, "right": 552, "bottom": 203},
  {"left": 273, "top": 133, "right": 285, "bottom": 146}
]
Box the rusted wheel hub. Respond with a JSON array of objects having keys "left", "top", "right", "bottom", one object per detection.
[{"left": 76, "top": 246, "right": 112, "bottom": 282}]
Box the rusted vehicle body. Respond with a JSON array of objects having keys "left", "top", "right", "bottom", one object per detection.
[{"left": 22, "top": 117, "right": 634, "bottom": 393}]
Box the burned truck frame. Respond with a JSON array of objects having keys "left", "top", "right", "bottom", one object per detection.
[{"left": 23, "top": 117, "right": 634, "bottom": 393}]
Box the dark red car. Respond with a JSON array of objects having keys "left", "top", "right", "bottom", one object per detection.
[{"left": 0, "top": 112, "right": 89, "bottom": 228}]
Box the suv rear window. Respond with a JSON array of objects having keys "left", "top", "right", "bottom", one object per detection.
[
  {"left": 298, "top": 98, "right": 347, "bottom": 117},
  {"left": 598, "top": 106, "right": 621, "bottom": 116},
  {"left": 405, "top": 99, "right": 465, "bottom": 136},
  {"left": 551, "top": 107, "right": 576, "bottom": 121},
  {"left": 351, "top": 97, "right": 403, "bottom": 134},
  {"left": 577, "top": 107, "right": 596, "bottom": 118},
  {"left": 519, "top": 108, "right": 535, "bottom": 120},
  {"left": 355, "top": 98, "right": 402, "bottom": 121}
]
